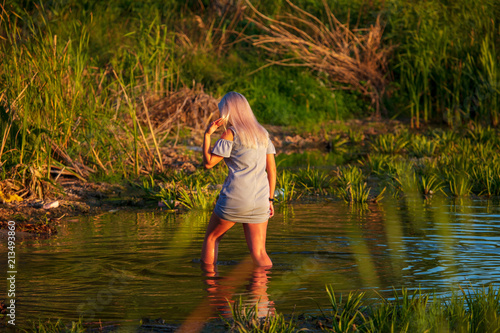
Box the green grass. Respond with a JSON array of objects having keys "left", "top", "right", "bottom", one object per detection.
[
  {"left": 1, "top": 0, "right": 499, "bottom": 204},
  {"left": 26, "top": 285, "right": 500, "bottom": 332}
]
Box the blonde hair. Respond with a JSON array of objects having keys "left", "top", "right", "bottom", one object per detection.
[{"left": 218, "top": 92, "right": 269, "bottom": 149}]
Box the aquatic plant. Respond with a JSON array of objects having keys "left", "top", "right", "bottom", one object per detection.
[
  {"left": 363, "top": 154, "right": 393, "bottom": 177},
  {"left": 276, "top": 170, "right": 297, "bottom": 203},
  {"left": 327, "top": 134, "right": 349, "bottom": 153},
  {"left": 446, "top": 172, "right": 473, "bottom": 197},
  {"left": 296, "top": 166, "right": 331, "bottom": 195},
  {"left": 409, "top": 135, "right": 438, "bottom": 158},
  {"left": 223, "top": 297, "right": 296, "bottom": 333},
  {"left": 21, "top": 317, "right": 87, "bottom": 332},
  {"left": 470, "top": 164, "right": 500, "bottom": 196},
  {"left": 138, "top": 175, "right": 177, "bottom": 209},
  {"left": 467, "top": 125, "right": 499, "bottom": 145},
  {"left": 418, "top": 174, "right": 445, "bottom": 197},
  {"left": 178, "top": 183, "right": 219, "bottom": 210},
  {"left": 348, "top": 129, "right": 364, "bottom": 144},
  {"left": 325, "top": 285, "right": 367, "bottom": 333},
  {"left": 337, "top": 182, "right": 368, "bottom": 203},
  {"left": 336, "top": 165, "right": 365, "bottom": 188},
  {"left": 370, "top": 134, "right": 409, "bottom": 155}
]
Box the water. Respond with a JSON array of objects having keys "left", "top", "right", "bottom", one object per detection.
[{"left": 1, "top": 198, "right": 500, "bottom": 329}]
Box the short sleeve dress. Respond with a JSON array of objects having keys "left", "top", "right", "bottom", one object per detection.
[{"left": 211, "top": 127, "right": 276, "bottom": 224}]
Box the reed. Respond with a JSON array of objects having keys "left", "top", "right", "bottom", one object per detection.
[
  {"left": 245, "top": 0, "right": 393, "bottom": 116},
  {"left": 387, "top": 0, "right": 499, "bottom": 127}
]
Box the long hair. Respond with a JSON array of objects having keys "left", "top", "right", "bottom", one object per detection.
[{"left": 218, "top": 92, "right": 269, "bottom": 149}]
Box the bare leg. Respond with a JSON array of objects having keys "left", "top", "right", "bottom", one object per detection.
[
  {"left": 201, "top": 213, "right": 235, "bottom": 265},
  {"left": 243, "top": 221, "right": 272, "bottom": 267}
]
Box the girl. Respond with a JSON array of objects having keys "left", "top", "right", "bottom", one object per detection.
[{"left": 201, "top": 92, "right": 276, "bottom": 267}]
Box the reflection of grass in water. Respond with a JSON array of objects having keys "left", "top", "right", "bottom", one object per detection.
[
  {"left": 381, "top": 201, "right": 405, "bottom": 281},
  {"left": 164, "top": 209, "right": 210, "bottom": 262},
  {"left": 27, "top": 285, "right": 500, "bottom": 332},
  {"left": 224, "top": 297, "right": 295, "bottom": 332},
  {"left": 345, "top": 216, "right": 381, "bottom": 289}
]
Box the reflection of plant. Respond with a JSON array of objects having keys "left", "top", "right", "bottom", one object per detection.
[{"left": 224, "top": 296, "right": 296, "bottom": 332}]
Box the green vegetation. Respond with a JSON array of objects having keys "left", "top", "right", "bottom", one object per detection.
[
  {"left": 0, "top": 0, "right": 498, "bottom": 201},
  {"left": 128, "top": 123, "right": 499, "bottom": 211},
  {"left": 25, "top": 285, "right": 500, "bottom": 332}
]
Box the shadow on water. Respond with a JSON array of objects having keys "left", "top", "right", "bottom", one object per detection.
[{"left": 1, "top": 197, "right": 500, "bottom": 329}]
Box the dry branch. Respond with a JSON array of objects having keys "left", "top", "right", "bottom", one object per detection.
[{"left": 245, "top": 0, "right": 394, "bottom": 117}]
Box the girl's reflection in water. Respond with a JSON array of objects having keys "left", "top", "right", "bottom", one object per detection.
[{"left": 201, "top": 260, "right": 275, "bottom": 319}]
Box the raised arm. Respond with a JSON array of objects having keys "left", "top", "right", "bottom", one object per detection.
[
  {"left": 266, "top": 153, "right": 277, "bottom": 217},
  {"left": 203, "top": 119, "right": 233, "bottom": 169}
]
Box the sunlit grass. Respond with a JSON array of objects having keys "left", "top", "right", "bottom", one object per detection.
[
  {"left": 275, "top": 170, "right": 297, "bottom": 203},
  {"left": 370, "top": 133, "right": 409, "bottom": 155},
  {"left": 296, "top": 166, "right": 331, "bottom": 196}
]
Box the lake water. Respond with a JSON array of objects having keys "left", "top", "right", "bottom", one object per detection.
[{"left": 1, "top": 197, "right": 500, "bottom": 330}]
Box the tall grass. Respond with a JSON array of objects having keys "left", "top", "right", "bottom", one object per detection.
[{"left": 387, "top": 0, "right": 500, "bottom": 127}]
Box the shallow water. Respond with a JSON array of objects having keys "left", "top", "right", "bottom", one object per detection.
[{"left": 1, "top": 198, "right": 500, "bottom": 329}]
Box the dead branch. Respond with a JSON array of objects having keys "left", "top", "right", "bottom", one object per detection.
[{"left": 244, "top": 0, "right": 394, "bottom": 117}]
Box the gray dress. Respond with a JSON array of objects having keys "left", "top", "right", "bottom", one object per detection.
[{"left": 212, "top": 127, "right": 276, "bottom": 223}]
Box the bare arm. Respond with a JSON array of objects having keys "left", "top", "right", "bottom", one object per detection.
[
  {"left": 266, "top": 153, "right": 277, "bottom": 217},
  {"left": 203, "top": 119, "right": 233, "bottom": 169}
]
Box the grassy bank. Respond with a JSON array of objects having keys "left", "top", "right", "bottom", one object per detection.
[
  {"left": 18, "top": 285, "right": 500, "bottom": 332},
  {"left": 0, "top": 0, "right": 498, "bottom": 203},
  {"left": 133, "top": 122, "right": 500, "bottom": 212}
]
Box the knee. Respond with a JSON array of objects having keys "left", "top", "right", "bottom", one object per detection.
[{"left": 205, "top": 232, "right": 225, "bottom": 244}]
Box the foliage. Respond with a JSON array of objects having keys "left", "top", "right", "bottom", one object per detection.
[
  {"left": 295, "top": 166, "right": 331, "bottom": 196},
  {"left": 223, "top": 297, "right": 297, "bottom": 333},
  {"left": 370, "top": 133, "right": 409, "bottom": 154},
  {"left": 275, "top": 170, "right": 296, "bottom": 203}
]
